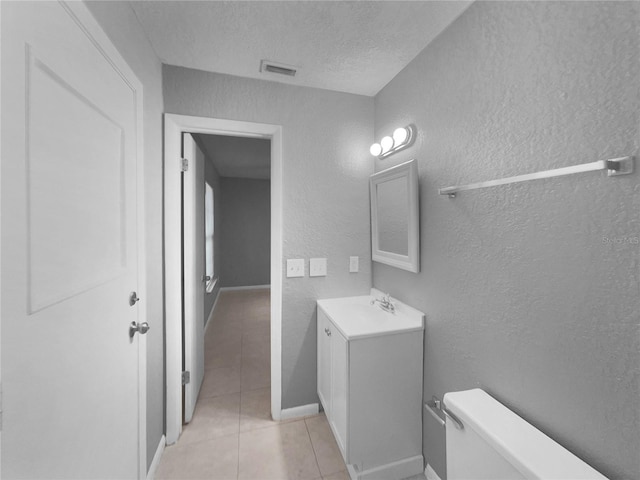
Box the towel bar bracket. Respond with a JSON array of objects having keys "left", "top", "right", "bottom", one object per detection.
[
  {"left": 425, "top": 396, "right": 464, "bottom": 430},
  {"left": 607, "top": 156, "right": 634, "bottom": 176}
]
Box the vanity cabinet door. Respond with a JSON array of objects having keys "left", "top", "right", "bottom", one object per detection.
[
  {"left": 317, "top": 309, "right": 332, "bottom": 416},
  {"left": 330, "top": 327, "right": 348, "bottom": 459}
]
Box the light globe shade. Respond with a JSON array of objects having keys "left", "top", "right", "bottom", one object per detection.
[
  {"left": 393, "top": 127, "right": 409, "bottom": 146},
  {"left": 380, "top": 136, "right": 394, "bottom": 153},
  {"left": 370, "top": 143, "right": 382, "bottom": 157}
]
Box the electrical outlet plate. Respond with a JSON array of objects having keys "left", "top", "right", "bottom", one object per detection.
[
  {"left": 310, "top": 258, "right": 327, "bottom": 277},
  {"left": 286, "top": 259, "right": 305, "bottom": 278},
  {"left": 349, "top": 256, "right": 359, "bottom": 273}
]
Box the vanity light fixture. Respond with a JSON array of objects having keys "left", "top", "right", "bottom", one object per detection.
[
  {"left": 380, "top": 136, "right": 394, "bottom": 154},
  {"left": 369, "top": 143, "right": 383, "bottom": 156},
  {"left": 370, "top": 125, "right": 416, "bottom": 159}
]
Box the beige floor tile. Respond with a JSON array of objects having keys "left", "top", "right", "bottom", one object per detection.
[
  {"left": 246, "top": 302, "right": 270, "bottom": 316},
  {"left": 305, "top": 414, "right": 346, "bottom": 476},
  {"left": 322, "top": 471, "right": 350, "bottom": 480},
  {"left": 238, "top": 420, "right": 321, "bottom": 480},
  {"left": 242, "top": 309, "right": 269, "bottom": 325},
  {"left": 241, "top": 310, "right": 265, "bottom": 321},
  {"left": 240, "top": 387, "right": 272, "bottom": 432},
  {"left": 211, "top": 296, "right": 244, "bottom": 313},
  {"left": 241, "top": 357, "right": 271, "bottom": 391},
  {"left": 223, "top": 290, "right": 252, "bottom": 302},
  {"left": 240, "top": 387, "right": 286, "bottom": 432},
  {"left": 242, "top": 300, "right": 270, "bottom": 317},
  {"left": 241, "top": 329, "right": 269, "bottom": 344},
  {"left": 205, "top": 334, "right": 242, "bottom": 370},
  {"left": 239, "top": 388, "right": 298, "bottom": 432},
  {"left": 242, "top": 323, "right": 270, "bottom": 339},
  {"left": 180, "top": 393, "right": 240, "bottom": 446},
  {"left": 208, "top": 297, "right": 236, "bottom": 313},
  {"left": 200, "top": 365, "right": 241, "bottom": 398},
  {"left": 208, "top": 308, "right": 243, "bottom": 325},
  {"left": 242, "top": 331, "right": 271, "bottom": 364},
  {"left": 155, "top": 434, "right": 239, "bottom": 480},
  {"left": 208, "top": 316, "right": 244, "bottom": 336}
]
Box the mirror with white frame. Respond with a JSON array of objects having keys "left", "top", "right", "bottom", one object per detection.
[{"left": 370, "top": 159, "right": 419, "bottom": 272}]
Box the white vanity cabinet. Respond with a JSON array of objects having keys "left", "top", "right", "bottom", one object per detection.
[{"left": 317, "top": 290, "right": 425, "bottom": 480}]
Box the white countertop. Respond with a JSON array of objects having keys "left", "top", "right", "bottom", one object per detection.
[{"left": 317, "top": 288, "right": 425, "bottom": 340}]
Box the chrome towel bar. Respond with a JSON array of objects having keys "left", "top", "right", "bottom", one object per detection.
[
  {"left": 425, "top": 396, "right": 464, "bottom": 430},
  {"left": 439, "top": 156, "right": 634, "bottom": 198}
]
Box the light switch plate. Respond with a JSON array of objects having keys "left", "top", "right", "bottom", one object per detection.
[
  {"left": 286, "top": 259, "right": 305, "bottom": 278},
  {"left": 309, "top": 258, "right": 327, "bottom": 277},
  {"left": 349, "top": 256, "right": 359, "bottom": 273}
]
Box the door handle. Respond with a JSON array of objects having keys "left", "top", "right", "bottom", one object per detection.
[
  {"left": 202, "top": 275, "right": 211, "bottom": 284},
  {"left": 324, "top": 328, "right": 331, "bottom": 336},
  {"left": 130, "top": 321, "right": 150, "bottom": 338}
]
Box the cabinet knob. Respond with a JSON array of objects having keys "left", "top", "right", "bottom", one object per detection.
[{"left": 324, "top": 328, "right": 331, "bottom": 336}]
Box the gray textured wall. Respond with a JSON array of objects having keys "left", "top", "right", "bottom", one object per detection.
[
  {"left": 84, "top": 2, "right": 165, "bottom": 471},
  {"left": 373, "top": 2, "right": 639, "bottom": 478},
  {"left": 194, "top": 136, "right": 223, "bottom": 326},
  {"left": 220, "top": 177, "right": 271, "bottom": 288},
  {"left": 163, "top": 66, "right": 374, "bottom": 408}
]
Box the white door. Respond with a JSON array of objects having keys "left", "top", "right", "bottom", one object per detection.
[
  {"left": 182, "top": 134, "right": 205, "bottom": 423},
  {"left": 1, "top": 2, "right": 145, "bottom": 478}
]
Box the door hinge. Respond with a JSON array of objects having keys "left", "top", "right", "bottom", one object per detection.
[
  {"left": 182, "top": 371, "right": 191, "bottom": 385},
  {"left": 181, "top": 158, "right": 189, "bottom": 172}
]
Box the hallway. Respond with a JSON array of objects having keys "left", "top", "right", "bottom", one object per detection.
[{"left": 156, "top": 289, "right": 348, "bottom": 480}]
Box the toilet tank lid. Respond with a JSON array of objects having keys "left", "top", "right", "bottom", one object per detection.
[{"left": 443, "top": 389, "right": 607, "bottom": 480}]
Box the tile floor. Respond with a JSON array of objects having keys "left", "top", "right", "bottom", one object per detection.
[{"left": 156, "top": 288, "right": 350, "bottom": 480}]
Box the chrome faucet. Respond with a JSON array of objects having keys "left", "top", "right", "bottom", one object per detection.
[{"left": 371, "top": 293, "right": 395, "bottom": 314}]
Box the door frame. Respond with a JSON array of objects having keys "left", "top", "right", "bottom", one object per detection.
[
  {"left": 163, "top": 114, "right": 283, "bottom": 444},
  {"left": 0, "top": 2, "right": 147, "bottom": 477}
]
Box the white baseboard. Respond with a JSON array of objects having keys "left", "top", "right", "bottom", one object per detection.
[
  {"left": 220, "top": 284, "right": 270, "bottom": 292},
  {"left": 146, "top": 434, "right": 166, "bottom": 480},
  {"left": 425, "top": 463, "right": 442, "bottom": 480},
  {"left": 347, "top": 455, "right": 423, "bottom": 480},
  {"left": 279, "top": 403, "right": 319, "bottom": 420}
]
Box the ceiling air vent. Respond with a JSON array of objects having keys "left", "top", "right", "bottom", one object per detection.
[{"left": 260, "top": 60, "right": 297, "bottom": 77}]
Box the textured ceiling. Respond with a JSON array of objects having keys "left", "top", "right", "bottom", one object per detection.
[
  {"left": 193, "top": 134, "right": 271, "bottom": 179},
  {"left": 130, "top": 1, "right": 472, "bottom": 96}
]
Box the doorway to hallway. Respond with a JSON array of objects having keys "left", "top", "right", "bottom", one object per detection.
[{"left": 164, "top": 114, "right": 283, "bottom": 445}]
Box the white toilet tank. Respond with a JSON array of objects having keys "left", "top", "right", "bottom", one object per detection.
[{"left": 444, "top": 389, "right": 607, "bottom": 480}]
